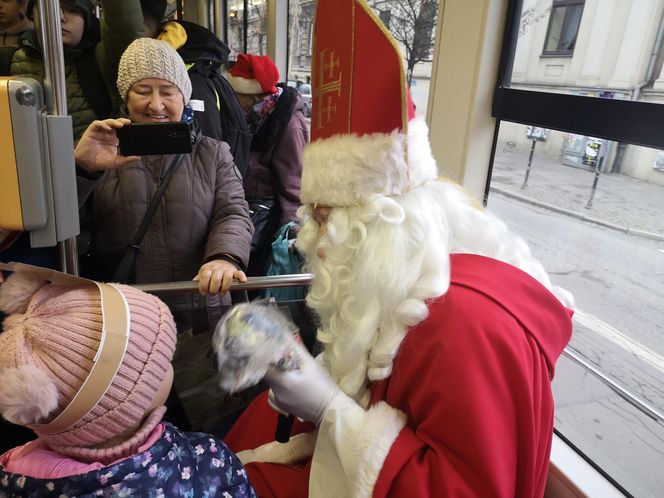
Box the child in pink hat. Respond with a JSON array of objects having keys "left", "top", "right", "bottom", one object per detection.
[{"left": 0, "top": 270, "right": 256, "bottom": 497}]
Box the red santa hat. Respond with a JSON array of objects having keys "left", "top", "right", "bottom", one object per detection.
[
  {"left": 300, "top": 0, "right": 438, "bottom": 207},
  {"left": 227, "top": 53, "right": 280, "bottom": 95}
]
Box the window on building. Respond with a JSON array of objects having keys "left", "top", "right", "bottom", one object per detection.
[
  {"left": 378, "top": 9, "right": 391, "bottom": 29},
  {"left": 543, "top": 0, "right": 585, "bottom": 55}
]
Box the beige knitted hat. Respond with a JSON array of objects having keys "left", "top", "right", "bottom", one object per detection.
[{"left": 117, "top": 37, "right": 192, "bottom": 103}]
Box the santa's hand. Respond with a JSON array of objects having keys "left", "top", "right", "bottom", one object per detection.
[{"left": 264, "top": 341, "right": 340, "bottom": 426}]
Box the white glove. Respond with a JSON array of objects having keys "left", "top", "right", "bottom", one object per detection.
[{"left": 264, "top": 341, "right": 340, "bottom": 426}]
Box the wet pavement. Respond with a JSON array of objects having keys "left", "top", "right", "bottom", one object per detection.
[{"left": 489, "top": 149, "right": 664, "bottom": 241}]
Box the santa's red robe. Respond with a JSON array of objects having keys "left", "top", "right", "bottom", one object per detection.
[{"left": 225, "top": 254, "right": 573, "bottom": 497}]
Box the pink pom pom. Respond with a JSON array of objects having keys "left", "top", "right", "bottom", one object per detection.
[
  {"left": 0, "top": 272, "right": 48, "bottom": 315},
  {"left": 0, "top": 366, "right": 59, "bottom": 425}
]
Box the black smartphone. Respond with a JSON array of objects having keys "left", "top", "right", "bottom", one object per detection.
[{"left": 116, "top": 122, "right": 193, "bottom": 156}]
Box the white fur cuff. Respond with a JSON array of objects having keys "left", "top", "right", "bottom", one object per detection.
[
  {"left": 310, "top": 393, "right": 407, "bottom": 498},
  {"left": 237, "top": 431, "right": 317, "bottom": 465}
]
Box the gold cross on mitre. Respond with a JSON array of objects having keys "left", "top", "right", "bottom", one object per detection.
[{"left": 314, "top": 48, "right": 342, "bottom": 130}]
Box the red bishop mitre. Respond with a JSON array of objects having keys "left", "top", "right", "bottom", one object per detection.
[{"left": 300, "top": 0, "right": 438, "bottom": 207}]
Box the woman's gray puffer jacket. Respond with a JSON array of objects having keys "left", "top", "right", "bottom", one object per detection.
[{"left": 81, "top": 132, "right": 253, "bottom": 285}]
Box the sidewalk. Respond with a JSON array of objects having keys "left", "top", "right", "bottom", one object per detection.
[{"left": 489, "top": 150, "right": 664, "bottom": 241}]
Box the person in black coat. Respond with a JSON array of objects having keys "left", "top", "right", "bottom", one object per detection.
[{"left": 140, "top": 0, "right": 251, "bottom": 176}]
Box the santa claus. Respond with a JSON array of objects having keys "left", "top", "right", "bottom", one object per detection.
[{"left": 224, "top": 1, "right": 573, "bottom": 497}]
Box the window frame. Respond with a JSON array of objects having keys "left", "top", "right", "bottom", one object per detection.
[
  {"left": 493, "top": 0, "right": 664, "bottom": 152},
  {"left": 542, "top": 0, "right": 585, "bottom": 56},
  {"left": 490, "top": 1, "right": 664, "bottom": 491}
]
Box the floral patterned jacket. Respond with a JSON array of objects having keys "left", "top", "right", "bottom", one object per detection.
[{"left": 0, "top": 423, "right": 256, "bottom": 498}]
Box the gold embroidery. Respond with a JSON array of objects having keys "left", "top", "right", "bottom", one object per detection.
[
  {"left": 314, "top": 48, "right": 343, "bottom": 130},
  {"left": 349, "top": 0, "right": 356, "bottom": 133},
  {"left": 325, "top": 52, "right": 340, "bottom": 78}
]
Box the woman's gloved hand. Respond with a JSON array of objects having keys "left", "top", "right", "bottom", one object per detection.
[{"left": 264, "top": 340, "right": 340, "bottom": 426}]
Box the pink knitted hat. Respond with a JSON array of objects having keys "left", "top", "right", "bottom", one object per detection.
[{"left": 0, "top": 272, "right": 176, "bottom": 453}]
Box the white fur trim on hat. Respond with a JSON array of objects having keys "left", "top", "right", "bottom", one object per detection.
[
  {"left": 226, "top": 73, "right": 264, "bottom": 95},
  {"left": 0, "top": 272, "right": 47, "bottom": 315},
  {"left": 0, "top": 366, "right": 59, "bottom": 425},
  {"left": 301, "top": 118, "right": 438, "bottom": 206}
]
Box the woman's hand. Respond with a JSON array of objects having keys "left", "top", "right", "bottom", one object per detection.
[
  {"left": 194, "top": 259, "right": 247, "bottom": 296},
  {"left": 74, "top": 118, "right": 139, "bottom": 172}
]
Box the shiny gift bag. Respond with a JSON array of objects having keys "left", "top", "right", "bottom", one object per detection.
[{"left": 171, "top": 327, "right": 263, "bottom": 435}]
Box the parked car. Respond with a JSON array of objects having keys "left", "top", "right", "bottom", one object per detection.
[{"left": 298, "top": 83, "right": 312, "bottom": 118}]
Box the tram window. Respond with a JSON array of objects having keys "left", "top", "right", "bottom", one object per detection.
[
  {"left": 490, "top": 1, "right": 664, "bottom": 496},
  {"left": 227, "top": 4, "right": 243, "bottom": 56},
  {"left": 227, "top": 0, "right": 267, "bottom": 58},
  {"left": 288, "top": 0, "right": 315, "bottom": 86},
  {"left": 488, "top": 122, "right": 664, "bottom": 498},
  {"left": 287, "top": 0, "right": 440, "bottom": 118},
  {"left": 369, "top": 0, "right": 439, "bottom": 117}
]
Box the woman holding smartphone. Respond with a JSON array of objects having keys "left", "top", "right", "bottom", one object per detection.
[{"left": 75, "top": 38, "right": 253, "bottom": 323}]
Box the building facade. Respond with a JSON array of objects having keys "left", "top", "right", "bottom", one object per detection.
[{"left": 501, "top": 0, "right": 664, "bottom": 185}]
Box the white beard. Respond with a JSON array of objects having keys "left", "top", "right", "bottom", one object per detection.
[
  {"left": 296, "top": 191, "right": 452, "bottom": 406},
  {"left": 296, "top": 180, "right": 573, "bottom": 406}
]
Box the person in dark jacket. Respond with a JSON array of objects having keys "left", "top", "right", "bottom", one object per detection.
[
  {"left": 0, "top": 0, "right": 31, "bottom": 47},
  {"left": 139, "top": 0, "right": 166, "bottom": 38},
  {"left": 0, "top": 269, "right": 256, "bottom": 498},
  {"left": 0, "top": 0, "right": 144, "bottom": 294},
  {"left": 228, "top": 53, "right": 309, "bottom": 276},
  {"left": 140, "top": 0, "right": 251, "bottom": 176},
  {"left": 75, "top": 38, "right": 253, "bottom": 302},
  {"left": 11, "top": 0, "right": 145, "bottom": 139}
]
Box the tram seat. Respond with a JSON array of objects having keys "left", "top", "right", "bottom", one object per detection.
[{"left": 0, "top": 77, "right": 79, "bottom": 248}]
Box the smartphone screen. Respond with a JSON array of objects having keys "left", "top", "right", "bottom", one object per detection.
[{"left": 116, "top": 122, "right": 193, "bottom": 156}]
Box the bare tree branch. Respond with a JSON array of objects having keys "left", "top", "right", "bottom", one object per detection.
[
  {"left": 250, "top": 4, "right": 266, "bottom": 55},
  {"left": 372, "top": 0, "right": 438, "bottom": 82},
  {"left": 520, "top": 0, "right": 551, "bottom": 36}
]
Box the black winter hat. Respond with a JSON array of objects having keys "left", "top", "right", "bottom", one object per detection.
[
  {"left": 27, "top": 0, "right": 94, "bottom": 20},
  {"left": 140, "top": 0, "right": 167, "bottom": 24}
]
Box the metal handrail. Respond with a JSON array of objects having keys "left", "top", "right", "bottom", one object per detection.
[
  {"left": 134, "top": 273, "right": 314, "bottom": 296},
  {"left": 563, "top": 346, "right": 664, "bottom": 423},
  {"left": 137, "top": 274, "right": 663, "bottom": 423},
  {"left": 40, "top": 0, "right": 79, "bottom": 276}
]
